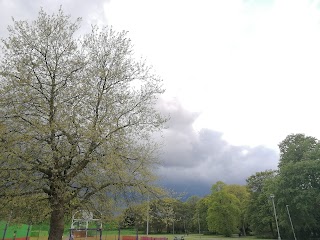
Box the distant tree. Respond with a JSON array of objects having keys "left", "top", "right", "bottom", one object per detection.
[
  {"left": 278, "top": 133, "right": 317, "bottom": 167},
  {"left": 246, "top": 170, "right": 278, "bottom": 238},
  {"left": 224, "top": 184, "right": 250, "bottom": 236},
  {"left": 210, "top": 181, "right": 226, "bottom": 193},
  {"left": 121, "top": 204, "right": 148, "bottom": 231},
  {"left": 162, "top": 198, "right": 178, "bottom": 234},
  {"left": 171, "top": 199, "right": 185, "bottom": 234},
  {"left": 147, "top": 198, "right": 179, "bottom": 234},
  {"left": 146, "top": 200, "right": 164, "bottom": 233},
  {"left": 0, "top": 8, "right": 166, "bottom": 240},
  {"left": 194, "top": 196, "right": 209, "bottom": 234},
  {"left": 206, "top": 182, "right": 240, "bottom": 237},
  {"left": 276, "top": 134, "right": 320, "bottom": 239},
  {"left": 246, "top": 170, "right": 277, "bottom": 193},
  {"left": 183, "top": 196, "right": 200, "bottom": 234}
]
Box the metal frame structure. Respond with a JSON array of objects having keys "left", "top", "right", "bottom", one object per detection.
[{"left": 70, "top": 211, "right": 102, "bottom": 240}]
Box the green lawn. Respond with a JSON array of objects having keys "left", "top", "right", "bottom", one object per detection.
[
  {"left": 27, "top": 230, "right": 274, "bottom": 240},
  {"left": 29, "top": 234, "right": 273, "bottom": 240},
  {"left": 100, "top": 233, "right": 273, "bottom": 240},
  {"left": 145, "top": 234, "right": 273, "bottom": 240}
]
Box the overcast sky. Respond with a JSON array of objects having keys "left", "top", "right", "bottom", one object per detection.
[{"left": 1, "top": 0, "right": 320, "bottom": 197}]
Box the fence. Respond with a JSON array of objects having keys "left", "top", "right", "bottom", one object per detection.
[
  {"left": 0, "top": 223, "right": 169, "bottom": 240},
  {"left": 0, "top": 221, "right": 31, "bottom": 240},
  {"left": 123, "top": 236, "right": 167, "bottom": 240}
]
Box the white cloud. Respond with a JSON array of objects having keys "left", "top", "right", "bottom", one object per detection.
[{"left": 104, "top": 0, "right": 320, "bottom": 149}]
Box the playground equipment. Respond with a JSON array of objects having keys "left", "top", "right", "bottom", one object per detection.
[{"left": 70, "top": 210, "right": 102, "bottom": 240}]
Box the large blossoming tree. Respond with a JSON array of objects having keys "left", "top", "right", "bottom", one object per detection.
[{"left": 0, "top": 8, "right": 166, "bottom": 240}]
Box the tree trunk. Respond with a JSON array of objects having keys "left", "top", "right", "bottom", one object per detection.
[
  {"left": 242, "top": 222, "right": 246, "bottom": 236},
  {"left": 48, "top": 206, "right": 65, "bottom": 240},
  {"left": 269, "top": 221, "right": 274, "bottom": 238}
]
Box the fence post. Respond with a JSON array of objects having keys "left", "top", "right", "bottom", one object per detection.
[{"left": 26, "top": 224, "right": 31, "bottom": 240}]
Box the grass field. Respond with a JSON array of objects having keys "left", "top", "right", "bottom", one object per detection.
[
  {"left": 141, "top": 234, "right": 272, "bottom": 240},
  {"left": 28, "top": 233, "right": 273, "bottom": 240}
]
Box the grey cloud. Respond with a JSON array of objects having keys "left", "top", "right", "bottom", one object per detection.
[
  {"left": 156, "top": 99, "right": 201, "bottom": 167},
  {"left": 156, "top": 98, "right": 279, "bottom": 196},
  {"left": 157, "top": 98, "right": 200, "bottom": 131}
]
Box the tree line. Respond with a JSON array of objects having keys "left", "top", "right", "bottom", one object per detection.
[{"left": 118, "top": 134, "right": 320, "bottom": 240}]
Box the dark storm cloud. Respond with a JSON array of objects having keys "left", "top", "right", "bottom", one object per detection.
[
  {"left": 0, "top": 0, "right": 109, "bottom": 37},
  {"left": 156, "top": 98, "right": 279, "bottom": 196}
]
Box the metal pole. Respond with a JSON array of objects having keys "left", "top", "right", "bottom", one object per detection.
[
  {"left": 146, "top": 195, "right": 149, "bottom": 236},
  {"left": 286, "top": 205, "right": 297, "bottom": 240},
  {"left": 198, "top": 213, "right": 201, "bottom": 234},
  {"left": 26, "top": 224, "right": 31, "bottom": 240},
  {"left": 270, "top": 194, "right": 281, "bottom": 240},
  {"left": 2, "top": 210, "right": 12, "bottom": 240},
  {"left": 135, "top": 227, "right": 138, "bottom": 240},
  {"left": 2, "top": 222, "right": 8, "bottom": 240},
  {"left": 146, "top": 212, "right": 149, "bottom": 236},
  {"left": 85, "top": 219, "right": 88, "bottom": 240}
]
